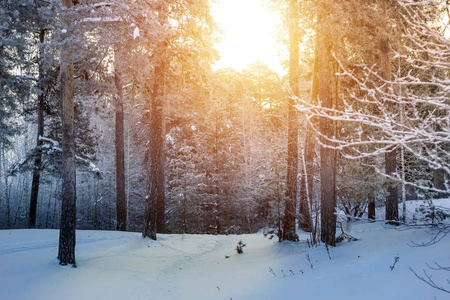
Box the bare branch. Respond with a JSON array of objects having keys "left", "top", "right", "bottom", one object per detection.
[{"left": 410, "top": 267, "right": 450, "bottom": 294}]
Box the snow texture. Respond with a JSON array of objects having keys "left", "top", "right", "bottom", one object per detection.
[{"left": 1, "top": 201, "right": 449, "bottom": 299}]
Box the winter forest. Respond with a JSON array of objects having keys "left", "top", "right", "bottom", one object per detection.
[{"left": 1, "top": 0, "right": 450, "bottom": 298}]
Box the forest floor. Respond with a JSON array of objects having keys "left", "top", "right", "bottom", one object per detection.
[{"left": 1, "top": 200, "right": 450, "bottom": 300}]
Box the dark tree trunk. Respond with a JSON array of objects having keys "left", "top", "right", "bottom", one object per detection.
[
  {"left": 58, "top": 0, "right": 76, "bottom": 266},
  {"left": 368, "top": 190, "right": 375, "bottom": 221},
  {"left": 318, "top": 28, "right": 337, "bottom": 247},
  {"left": 58, "top": 62, "right": 76, "bottom": 266},
  {"left": 299, "top": 176, "right": 311, "bottom": 231},
  {"left": 385, "top": 148, "right": 398, "bottom": 223},
  {"left": 29, "top": 29, "right": 46, "bottom": 229},
  {"left": 283, "top": 0, "right": 299, "bottom": 241},
  {"left": 213, "top": 117, "right": 221, "bottom": 235},
  {"left": 143, "top": 4, "right": 167, "bottom": 239},
  {"left": 434, "top": 169, "right": 444, "bottom": 190},
  {"left": 182, "top": 166, "right": 187, "bottom": 233},
  {"left": 434, "top": 169, "right": 446, "bottom": 198},
  {"left": 378, "top": 0, "right": 398, "bottom": 224},
  {"left": 143, "top": 65, "right": 166, "bottom": 239},
  {"left": 115, "top": 68, "right": 126, "bottom": 232}
]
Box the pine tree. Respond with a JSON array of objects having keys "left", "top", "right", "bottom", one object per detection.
[
  {"left": 143, "top": 2, "right": 169, "bottom": 240},
  {"left": 283, "top": 0, "right": 300, "bottom": 242}
]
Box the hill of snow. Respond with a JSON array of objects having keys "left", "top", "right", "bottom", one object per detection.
[{"left": 1, "top": 204, "right": 450, "bottom": 299}]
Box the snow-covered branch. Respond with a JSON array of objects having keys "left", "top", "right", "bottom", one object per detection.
[
  {"left": 295, "top": 0, "right": 450, "bottom": 194},
  {"left": 8, "top": 136, "right": 102, "bottom": 178},
  {"left": 16, "top": 75, "right": 39, "bottom": 82}
]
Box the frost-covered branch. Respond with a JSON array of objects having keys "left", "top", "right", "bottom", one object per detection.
[
  {"left": 16, "top": 75, "right": 39, "bottom": 82},
  {"left": 296, "top": 0, "right": 450, "bottom": 194},
  {"left": 410, "top": 266, "right": 450, "bottom": 294},
  {"left": 8, "top": 136, "right": 102, "bottom": 178}
]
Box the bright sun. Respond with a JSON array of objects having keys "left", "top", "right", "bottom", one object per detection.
[{"left": 210, "top": 0, "right": 283, "bottom": 74}]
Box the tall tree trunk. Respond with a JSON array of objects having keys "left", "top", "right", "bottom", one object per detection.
[
  {"left": 283, "top": 0, "right": 299, "bottom": 241},
  {"left": 58, "top": 62, "right": 76, "bottom": 266},
  {"left": 182, "top": 164, "right": 187, "bottom": 234},
  {"left": 0, "top": 31, "right": 8, "bottom": 228},
  {"left": 58, "top": 0, "right": 76, "bottom": 266},
  {"left": 318, "top": 25, "right": 337, "bottom": 247},
  {"left": 114, "top": 66, "right": 126, "bottom": 231},
  {"left": 378, "top": 0, "right": 398, "bottom": 224},
  {"left": 214, "top": 111, "right": 221, "bottom": 235},
  {"left": 29, "top": 29, "right": 46, "bottom": 229},
  {"left": 299, "top": 41, "right": 319, "bottom": 233},
  {"left": 143, "top": 3, "right": 168, "bottom": 240}
]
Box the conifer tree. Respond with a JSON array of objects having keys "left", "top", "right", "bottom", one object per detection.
[{"left": 283, "top": 0, "right": 300, "bottom": 241}]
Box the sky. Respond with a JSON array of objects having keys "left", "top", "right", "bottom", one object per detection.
[{"left": 210, "top": 0, "right": 283, "bottom": 74}]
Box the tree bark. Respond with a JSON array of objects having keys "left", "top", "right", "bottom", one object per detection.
[
  {"left": 378, "top": 0, "right": 398, "bottom": 224},
  {"left": 283, "top": 0, "right": 299, "bottom": 241},
  {"left": 114, "top": 67, "right": 126, "bottom": 231},
  {"left": 385, "top": 148, "right": 398, "bottom": 223},
  {"left": 58, "top": 0, "right": 76, "bottom": 266},
  {"left": 58, "top": 62, "right": 76, "bottom": 266},
  {"left": 318, "top": 26, "right": 337, "bottom": 247},
  {"left": 143, "top": 64, "right": 166, "bottom": 239},
  {"left": 368, "top": 189, "right": 376, "bottom": 221},
  {"left": 29, "top": 29, "right": 46, "bottom": 229},
  {"left": 143, "top": 3, "right": 168, "bottom": 240}
]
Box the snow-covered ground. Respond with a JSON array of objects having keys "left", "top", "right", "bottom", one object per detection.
[{"left": 1, "top": 201, "right": 450, "bottom": 300}]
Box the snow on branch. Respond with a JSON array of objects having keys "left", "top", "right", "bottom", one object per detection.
[
  {"left": 16, "top": 75, "right": 39, "bottom": 82},
  {"left": 92, "top": 2, "right": 116, "bottom": 9},
  {"left": 80, "top": 16, "right": 122, "bottom": 23},
  {"left": 294, "top": 0, "right": 450, "bottom": 194},
  {"left": 8, "top": 136, "right": 102, "bottom": 179}
]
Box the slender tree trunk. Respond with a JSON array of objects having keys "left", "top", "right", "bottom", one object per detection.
[
  {"left": 275, "top": 163, "right": 282, "bottom": 242},
  {"left": 182, "top": 164, "right": 187, "bottom": 234},
  {"left": 58, "top": 62, "right": 76, "bottom": 266},
  {"left": 2, "top": 145, "right": 11, "bottom": 228},
  {"left": 143, "top": 3, "right": 168, "bottom": 240},
  {"left": 45, "top": 181, "right": 53, "bottom": 228},
  {"left": 368, "top": 189, "right": 375, "bottom": 220},
  {"left": 52, "top": 180, "right": 59, "bottom": 228},
  {"left": 114, "top": 66, "right": 126, "bottom": 231},
  {"left": 385, "top": 147, "right": 398, "bottom": 223},
  {"left": 318, "top": 25, "right": 337, "bottom": 247},
  {"left": 283, "top": 0, "right": 299, "bottom": 241},
  {"left": 214, "top": 112, "right": 221, "bottom": 235},
  {"left": 300, "top": 146, "right": 313, "bottom": 233},
  {"left": 434, "top": 169, "right": 445, "bottom": 198},
  {"left": 93, "top": 177, "right": 98, "bottom": 230},
  {"left": 29, "top": 29, "right": 46, "bottom": 229},
  {"left": 58, "top": 0, "right": 77, "bottom": 266},
  {"left": 378, "top": 0, "right": 398, "bottom": 224},
  {"left": 300, "top": 42, "right": 319, "bottom": 233}
]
